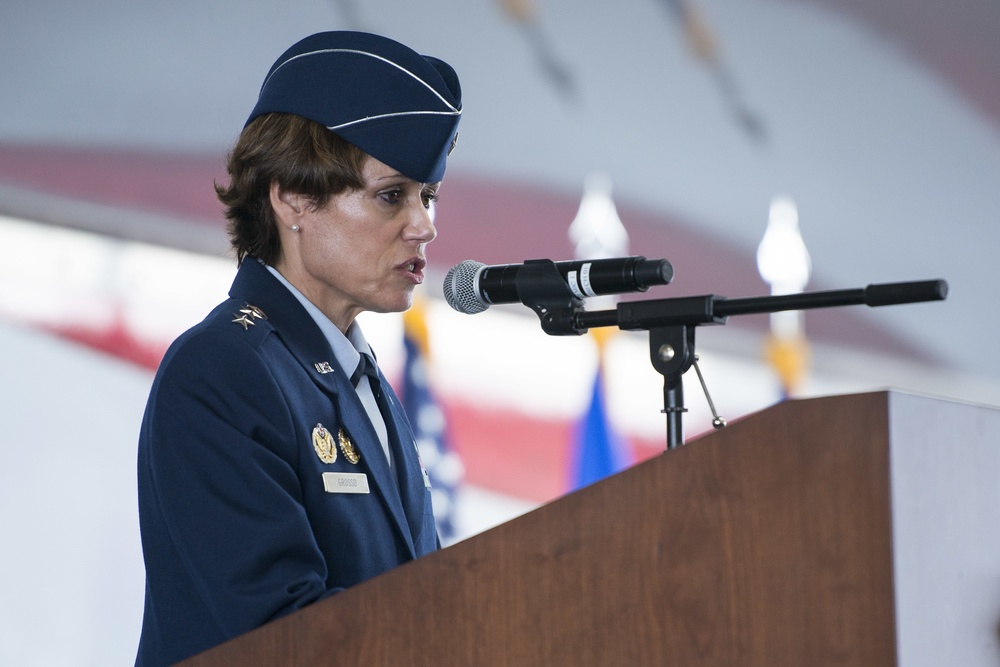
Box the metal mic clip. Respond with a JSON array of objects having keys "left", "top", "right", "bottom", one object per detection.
[{"left": 515, "top": 259, "right": 587, "bottom": 336}]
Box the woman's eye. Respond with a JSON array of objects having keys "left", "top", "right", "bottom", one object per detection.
[
  {"left": 380, "top": 188, "right": 403, "bottom": 204},
  {"left": 422, "top": 191, "right": 439, "bottom": 208}
]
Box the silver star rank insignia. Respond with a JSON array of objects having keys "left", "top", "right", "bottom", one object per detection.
[{"left": 232, "top": 304, "right": 267, "bottom": 330}]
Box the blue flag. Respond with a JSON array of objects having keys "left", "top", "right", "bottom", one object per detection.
[
  {"left": 569, "top": 365, "right": 630, "bottom": 490},
  {"left": 401, "top": 315, "right": 463, "bottom": 544}
]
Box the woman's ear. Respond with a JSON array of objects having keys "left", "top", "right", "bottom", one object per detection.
[{"left": 270, "top": 182, "right": 307, "bottom": 230}]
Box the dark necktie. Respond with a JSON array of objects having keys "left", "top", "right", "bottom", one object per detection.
[
  {"left": 354, "top": 352, "right": 418, "bottom": 526},
  {"left": 351, "top": 353, "right": 396, "bottom": 473},
  {"left": 350, "top": 353, "right": 382, "bottom": 400}
]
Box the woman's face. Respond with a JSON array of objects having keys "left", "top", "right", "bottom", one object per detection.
[{"left": 277, "top": 155, "right": 439, "bottom": 331}]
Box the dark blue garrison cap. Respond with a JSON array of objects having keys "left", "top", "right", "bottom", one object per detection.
[{"left": 247, "top": 31, "right": 462, "bottom": 183}]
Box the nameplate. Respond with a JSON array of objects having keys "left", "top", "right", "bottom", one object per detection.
[{"left": 322, "top": 472, "right": 370, "bottom": 494}]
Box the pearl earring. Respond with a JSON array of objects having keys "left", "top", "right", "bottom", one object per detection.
[{"left": 291, "top": 224, "right": 300, "bottom": 232}]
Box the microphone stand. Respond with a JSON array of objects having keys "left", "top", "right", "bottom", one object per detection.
[{"left": 514, "top": 259, "right": 949, "bottom": 450}]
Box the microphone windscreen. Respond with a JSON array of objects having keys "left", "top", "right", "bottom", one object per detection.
[{"left": 443, "top": 260, "right": 489, "bottom": 314}]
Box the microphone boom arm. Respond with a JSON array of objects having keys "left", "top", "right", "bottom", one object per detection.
[
  {"left": 573, "top": 279, "right": 948, "bottom": 331},
  {"left": 518, "top": 274, "right": 949, "bottom": 449}
]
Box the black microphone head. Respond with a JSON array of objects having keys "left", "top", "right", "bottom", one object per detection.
[{"left": 443, "top": 260, "right": 489, "bottom": 314}]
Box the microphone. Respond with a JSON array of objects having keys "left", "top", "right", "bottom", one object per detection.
[{"left": 443, "top": 256, "right": 673, "bottom": 314}]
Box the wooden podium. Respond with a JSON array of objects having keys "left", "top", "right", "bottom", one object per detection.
[{"left": 181, "top": 391, "right": 1000, "bottom": 666}]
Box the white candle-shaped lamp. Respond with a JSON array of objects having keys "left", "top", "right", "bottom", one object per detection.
[
  {"left": 756, "top": 195, "right": 811, "bottom": 395},
  {"left": 568, "top": 172, "right": 630, "bottom": 313}
]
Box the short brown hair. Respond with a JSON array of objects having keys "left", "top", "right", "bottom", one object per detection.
[{"left": 215, "top": 113, "right": 368, "bottom": 265}]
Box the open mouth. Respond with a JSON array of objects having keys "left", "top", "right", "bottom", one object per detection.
[{"left": 400, "top": 258, "right": 426, "bottom": 282}]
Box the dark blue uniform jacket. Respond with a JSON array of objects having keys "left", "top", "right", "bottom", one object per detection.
[{"left": 135, "top": 259, "right": 437, "bottom": 666}]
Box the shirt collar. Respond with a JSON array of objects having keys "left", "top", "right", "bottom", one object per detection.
[{"left": 264, "top": 263, "right": 372, "bottom": 374}]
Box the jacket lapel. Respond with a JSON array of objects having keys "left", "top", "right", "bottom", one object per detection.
[
  {"left": 376, "top": 375, "right": 430, "bottom": 547},
  {"left": 330, "top": 372, "right": 417, "bottom": 558},
  {"left": 228, "top": 260, "right": 417, "bottom": 558}
]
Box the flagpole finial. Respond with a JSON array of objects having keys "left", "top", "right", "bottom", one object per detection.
[
  {"left": 757, "top": 195, "right": 810, "bottom": 294},
  {"left": 569, "top": 172, "right": 629, "bottom": 261},
  {"left": 568, "top": 172, "right": 631, "bottom": 314}
]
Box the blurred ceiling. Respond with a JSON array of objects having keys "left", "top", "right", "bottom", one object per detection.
[{"left": 1, "top": 0, "right": 998, "bottom": 393}]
